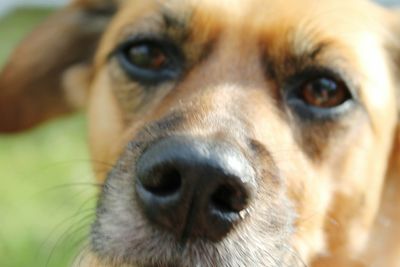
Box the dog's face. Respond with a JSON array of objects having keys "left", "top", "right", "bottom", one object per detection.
[{"left": 1, "top": 0, "right": 400, "bottom": 266}]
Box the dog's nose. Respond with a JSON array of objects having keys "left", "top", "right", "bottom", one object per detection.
[{"left": 135, "top": 136, "right": 255, "bottom": 242}]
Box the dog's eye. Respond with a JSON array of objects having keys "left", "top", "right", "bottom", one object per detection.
[
  {"left": 286, "top": 73, "right": 355, "bottom": 120},
  {"left": 116, "top": 40, "right": 183, "bottom": 84},
  {"left": 299, "top": 77, "right": 350, "bottom": 108},
  {"left": 127, "top": 45, "right": 167, "bottom": 71}
]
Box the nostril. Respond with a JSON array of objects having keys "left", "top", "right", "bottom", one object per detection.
[
  {"left": 135, "top": 137, "right": 256, "bottom": 241},
  {"left": 210, "top": 183, "right": 248, "bottom": 213},
  {"left": 141, "top": 167, "right": 182, "bottom": 197}
]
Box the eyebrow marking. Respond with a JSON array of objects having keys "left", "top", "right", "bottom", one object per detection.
[
  {"left": 161, "top": 9, "right": 189, "bottom": 31},
  {"left": 309, "top": 41, "right": 331, "bottom": 59}
]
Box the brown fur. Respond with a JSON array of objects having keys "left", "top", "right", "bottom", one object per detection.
[{"left": 1, "top": 0, "right": 400, "bottom": 266}]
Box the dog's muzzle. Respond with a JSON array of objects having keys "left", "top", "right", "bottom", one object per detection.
[{"left": 135, "top": 136, "right": 256, "bottom": 242}]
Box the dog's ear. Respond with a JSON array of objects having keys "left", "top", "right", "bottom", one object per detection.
[{"left": 0, "top": 0, "right": 118, "bottom": 133}]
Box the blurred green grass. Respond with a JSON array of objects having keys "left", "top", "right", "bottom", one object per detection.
[{"left": 0, "top": 8, "right": 96, "bottom": 267}]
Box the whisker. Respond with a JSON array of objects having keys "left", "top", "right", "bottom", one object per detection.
[
  {"left": 72, "top": 244, "right": 92, "bottom": 267},
  {"left": 41, "top": 182, "right": 102, "bottom": 192},
  {"left": 39, "top": 200, "right": 96, "bottom": 249},
  {"left": 45, "top": 212, "right": 95, "bottom": 267}
]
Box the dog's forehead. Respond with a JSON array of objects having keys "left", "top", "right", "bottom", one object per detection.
[
  {"left": 114, "top": 0, "right": 380, "bottom": 28},
  {"left": 97, "top": 0, "right": 387, "bottom": 59}
]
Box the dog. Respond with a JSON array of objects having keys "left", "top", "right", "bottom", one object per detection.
[{"left": 1, "top": 0, "right": 400, "bottom": 266}]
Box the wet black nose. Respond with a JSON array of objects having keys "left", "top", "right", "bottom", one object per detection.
[{"left": 135, "top": 136, "right": 255, "bottom": 242}]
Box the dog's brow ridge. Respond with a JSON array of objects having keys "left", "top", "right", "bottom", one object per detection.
[{"left": 161, "top": 9, "right": 189, "bottom": 31}]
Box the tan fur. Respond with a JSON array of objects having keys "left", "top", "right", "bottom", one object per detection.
[{"left": 1, "top": 0, "right": 400, "bottom": 266}]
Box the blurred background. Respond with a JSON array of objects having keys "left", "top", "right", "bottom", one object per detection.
[
  {"left": 0, "top": 1, "right": 95, "bottom": 267},
  {"left": 0, "top": 0, "right": 399, "bottom": 266}
]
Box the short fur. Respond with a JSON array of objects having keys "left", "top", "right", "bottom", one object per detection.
[{"left": 1, "top": 0, "right": 400, "bottom": 266}]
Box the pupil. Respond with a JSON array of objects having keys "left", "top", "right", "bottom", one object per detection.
[
  {"left": 129, "top": 46, "right": 151, "bottom": 67},
  {"left": 129, "top": 45, "right": 166, "bottom": 69},
  {"left": 312, "top": 78, "right": 337, "bottom": 102}
]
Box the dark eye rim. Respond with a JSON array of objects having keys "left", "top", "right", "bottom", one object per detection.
[
  {"left": 112, "top": 37, "right": 184, "bottom": 85},
  {"left": 284, "top": 67, "right": 358, "bottom": 121}
]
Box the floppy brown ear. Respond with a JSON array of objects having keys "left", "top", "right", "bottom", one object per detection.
[{"left": 0, "top": 0, "right": 117, "bottom": 133}]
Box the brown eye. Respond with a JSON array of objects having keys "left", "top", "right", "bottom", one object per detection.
[
  {"left": 300, "top": 78, "right": 350, "bottom": 108},
  {"left": 128, "top": 44, "right": 167, "bottom": 70},
  {"left": 116, "top": 40, "right": 183, "bottom": 84}
]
